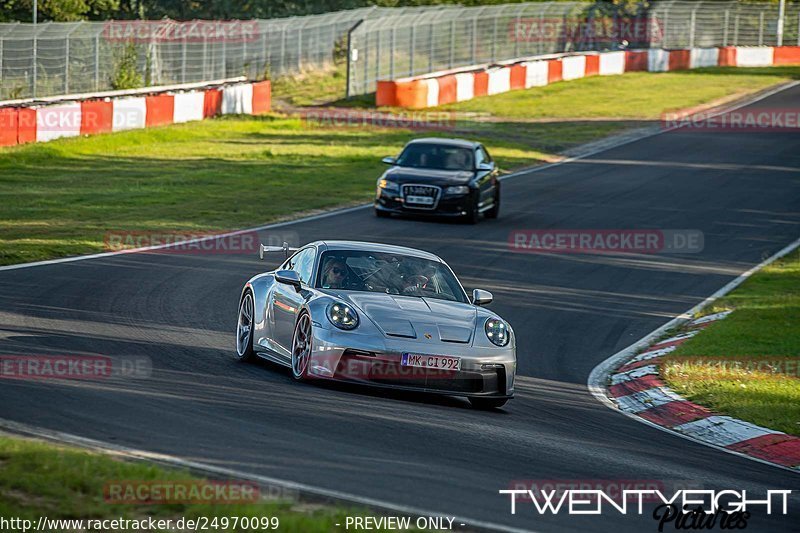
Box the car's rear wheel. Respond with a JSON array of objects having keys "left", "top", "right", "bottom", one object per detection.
[
  {"left": 485, "top": 186, "right": 500, "bottom": 219},
  {"left": 291, "top": 312, "right": 313, "bottom": 381},
  {"left": 236, "top": 290, "right": 256, "bottom": 362},
  {"left": 468, "top": 397, "right": 508, "bottom": 410}
]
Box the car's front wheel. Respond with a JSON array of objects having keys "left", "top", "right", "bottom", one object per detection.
[
  {"left": 468, "top": 397, "right": 508, "bottom": 410},
  {"left": 236, "top": 290, "right": 256, "bottom": 362},
  {"left": 464, "top": 195, "right": 480, "bottom": 225},
  {"left": 374, "top": 208, "right": 391, "bottom": 218},
  {"left": 291, "top": 312, "right": 313, "bottom": 381},
  {"left": 485, "top": 186, "right": 500, "bottom": 220}
]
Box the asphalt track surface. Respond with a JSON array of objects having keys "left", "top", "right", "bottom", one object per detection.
[{"left": 1, "top": 86, "right": 800, "bottom": 532}]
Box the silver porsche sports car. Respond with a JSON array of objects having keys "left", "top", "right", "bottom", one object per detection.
[{"left": 235, "top": 240, "right": 516, "bottom": 408}]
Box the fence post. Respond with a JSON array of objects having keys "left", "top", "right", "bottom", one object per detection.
[
  {"left": 181, "top": 35, "right": 187, "bottom": 83},
  {"left": 472, "top": 15, "right": 477, "bottom": 64},
  {"left": 410, "top": 24, "right": 415, "bottom": 76},
  {"left": 32, "top": 34, "right": 37, "bottom": 98},
  {"left": 390, "top": 26, "right": 395, "bottom": 79},
  {"left": 242, "top": 25, "right": 248, "bottom": 78},
  {"left": 222, "top": 38, "right": 227, "bottom": 78},
  {"left": 797, "top": 13, "right": 800, "bottom": 45},
  {"left": 689, "top": 9, "right": 696, "bottom": 49},
  {"left": 94, "top": 35, "right": 100, "bottom": 90},
  {"left": 734, "top": 14, "right": 739, "bottom": 46},
  {"left": 64, "top": 35, "right": 70, "bottom": 93},
  {"left": 723, "top": 10, "right": 729, "bottom": 47},
  {"left": 0, "top": 38, "right": 3, "bottom": 90},
  {"left": 279, "top": 26, "right": 286, "bottom": 76},
  {"left": 202, "top": 36, "right": 208, "bottom": 80},
  {"left": 758, "top": 12, "right": 764, "bottom": 46},
  {"left": 345, "top": 19, "right": 363, "bottom": 98},
  {"left": 297, "top": 24, "right": 303, "bottom": 70},
  {"left": 449, "top": 19, "right": 455, "bottom": 69},
  {"left": 428, "top": 22, "right": 434, "bottom": 73},
  {"left": 491, "top": 13, "right": 498, "bottom": 61},
  {"left": 777, "top": 0, "right": 785, "bottom": 46},
  {"left": 375, "top": 26, "right": 381, "bottom": 86}
]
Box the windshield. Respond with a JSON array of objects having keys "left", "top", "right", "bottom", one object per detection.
[
  {"left": 316, "top": 250, "right": 468, "bottom": 303},
  {"left": 395, "top": 143, "right": 474, "bottom": 171}
]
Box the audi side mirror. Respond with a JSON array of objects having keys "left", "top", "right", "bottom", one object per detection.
[{"left": 382, "top": 156, "right": 397, "bottom": 165}]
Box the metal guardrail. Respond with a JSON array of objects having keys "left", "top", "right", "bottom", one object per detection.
[
  {"left": 0, "top": 5, "right": 458, "bottom": 100},
  {"left": 346, "top": 0, "right": 800, "bottom": 96}
]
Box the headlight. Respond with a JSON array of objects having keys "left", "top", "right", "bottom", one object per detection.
[
  {"left": 327, "top": 302, "right": 359, "bottom": 330},
  {"left": 444, "top": 185, "right": 470, "bottom": 196},
  {"left": 485, "top": 318, "right": 510, "bottom": 346},
  {"left": 378, "top": 179, "right": 400, "bottom": 193}
]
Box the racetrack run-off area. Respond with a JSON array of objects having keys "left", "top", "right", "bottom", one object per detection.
[{"left": 0, "top": 78, "right": 799, "bottom": 532}]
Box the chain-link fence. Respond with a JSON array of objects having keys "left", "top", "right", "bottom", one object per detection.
[
  {"left": 347, "top": 0, "right": 800, "bottom": 96},
  {"left": 0, "top": 5, "right": 457, "bottom": 100}
]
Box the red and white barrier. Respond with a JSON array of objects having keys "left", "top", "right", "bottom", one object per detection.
[
  {"left": 36, "top": 102, "right": 82, "bottom": 143},
  {"left": 648, "top": 49, "right": 670, "bottom": 72},
  {"left": 0, "top": 80, "right": 271, "bottom": 147},
  {"left": 173, "top": 91, "right": 205, "bottom": 123},
  {"left": 561, "top": 55, "right": 586, "bottom": 81},
  {"left": 487, "top": 67, "right": 511, "bottom": 95},
  {"left": 455, "top": 73, "right": 475, "bottom": 102},
  {"left": 690, "top": 48, "right": 719, "bottom": 68},
  {"left": 735, "top": 46, "right": 774, "bottom": 67},
  {"left": 113, "top": 97, "right": 147, "bottom": 132},
  {"left": 599, "top": 51, "right": 626, "bottom": 76},
  {"left": 221, "top": 83, "right": 254, "bottom": 115},
  {"left": 375, "top": 45, "right": 800, "bottom": 109},
  {"left": 523, "top": 60, "right": 549, "bottom": 88}
]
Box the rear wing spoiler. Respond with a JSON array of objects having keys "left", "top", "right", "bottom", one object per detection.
[{"left": 259, "top": 241, "right": 299, "bottom": 260}]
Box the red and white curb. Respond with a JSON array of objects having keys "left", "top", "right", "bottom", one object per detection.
[{"left": 589, "top": 235, "right": 800, "bottom": 474}]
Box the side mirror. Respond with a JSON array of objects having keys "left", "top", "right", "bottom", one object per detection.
[
  {"left": 472, "top": 289, "right": 493, "bottom": 306},
  {"left": 275, "top": 269, "right": 302, "bottom": 290},
  {"left": 477, "top": 162, "right": 494, "bottom": 172},
  {"left": 382, "top": 156, "right": 397, "bottom": 165}
]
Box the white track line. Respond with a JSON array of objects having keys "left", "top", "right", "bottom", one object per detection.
[
  {"left": 588, "top": 235, "right": 800, "bottom": 474},
  {"left": 2, "top": 80, "right": 797, "bottom": 274},
  {"left": 0, "top": 418, "right": 535, "bottom": 533}
]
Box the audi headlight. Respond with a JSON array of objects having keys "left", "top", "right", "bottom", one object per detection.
[
  {"left": 327, "top": 302, "right": 359, "bottom": 330},
  {"left": 378, "top": 179, "right": 400, "bottom": 193},
  {"left": 445, "top": 185, "right": 470, "bottom": 196},
  {"left": 485, "top": 318, "right": 510, "bottom": 346}
]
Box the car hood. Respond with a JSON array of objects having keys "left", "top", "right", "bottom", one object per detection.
[
  {"left": 383, "top": 166, "right": 474, "bottom": 187},
  {"left": 335, "top": 292, "right": 477, "bottom": 344}
]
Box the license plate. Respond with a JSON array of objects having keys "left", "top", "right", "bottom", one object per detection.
[
  {"left": 401, "top": 353, "right": 461, "bottom": 371},
  {"left": 405, "top": 195, "right": 434, "bottom": 205}
]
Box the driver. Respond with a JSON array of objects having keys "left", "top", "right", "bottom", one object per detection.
[{"left": 321, "top": 257, "right": 349, "bottom": 289}]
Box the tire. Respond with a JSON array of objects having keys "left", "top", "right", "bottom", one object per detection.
[
  {"left": 485, "top": 187, "right": 500, "bottom": 220},
  {"left": 291, "top": 312, "right": 313, "bottom": 381},
  {"left": 464, "top": 195, "right": 480, "bottom": 225},
  {"left": 468, "top": 397, "right": 508, "bottom": 410},
  {"left": 375, "top": 208, "right": 391, "bottom": 218},
  {"left": 235, "top": 290, "right": 256, "bottom": 362}
]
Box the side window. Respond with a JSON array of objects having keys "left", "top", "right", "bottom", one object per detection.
[
  {"left": 474, "top": 147, "right": 485, "bottom": 168},
  {"left": 292, "top": 249, "right": 316, "bottom": 285},
  {"left": 478, "top": 146, "right": 492, "bottom": 164},
  {"left": 283, "top": 248, "right": 315, "bottom": 285}
]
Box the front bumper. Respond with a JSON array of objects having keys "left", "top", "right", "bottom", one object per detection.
[
  {"left": 307, "top": 324, "right": 515, "bottom": 398},
  {"left": 375, "top": 190, "right": 472, "bottom": 217}
]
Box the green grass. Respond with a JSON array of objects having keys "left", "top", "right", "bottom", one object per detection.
[
  {"left": 662, "top": 250, "right": 800, "bottom": 436},
  {"left": 0, "top": 435, "right": 385, "bottom": 531},
  {"left": 437, "top": 66, "right": 800, "bottom": 119},
  {"left": 271, "top": 66, "right": 348, "bottom": 107},
  {"left": 0, "top": 114, "right": 565, "bottom": 265},
  {"left": 3, "top": 66, "right": 798, "bottom": 266}
]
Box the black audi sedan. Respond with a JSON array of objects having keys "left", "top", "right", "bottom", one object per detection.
[{"left": 374, "top": 138, "right": 501, "bottom": 224}]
